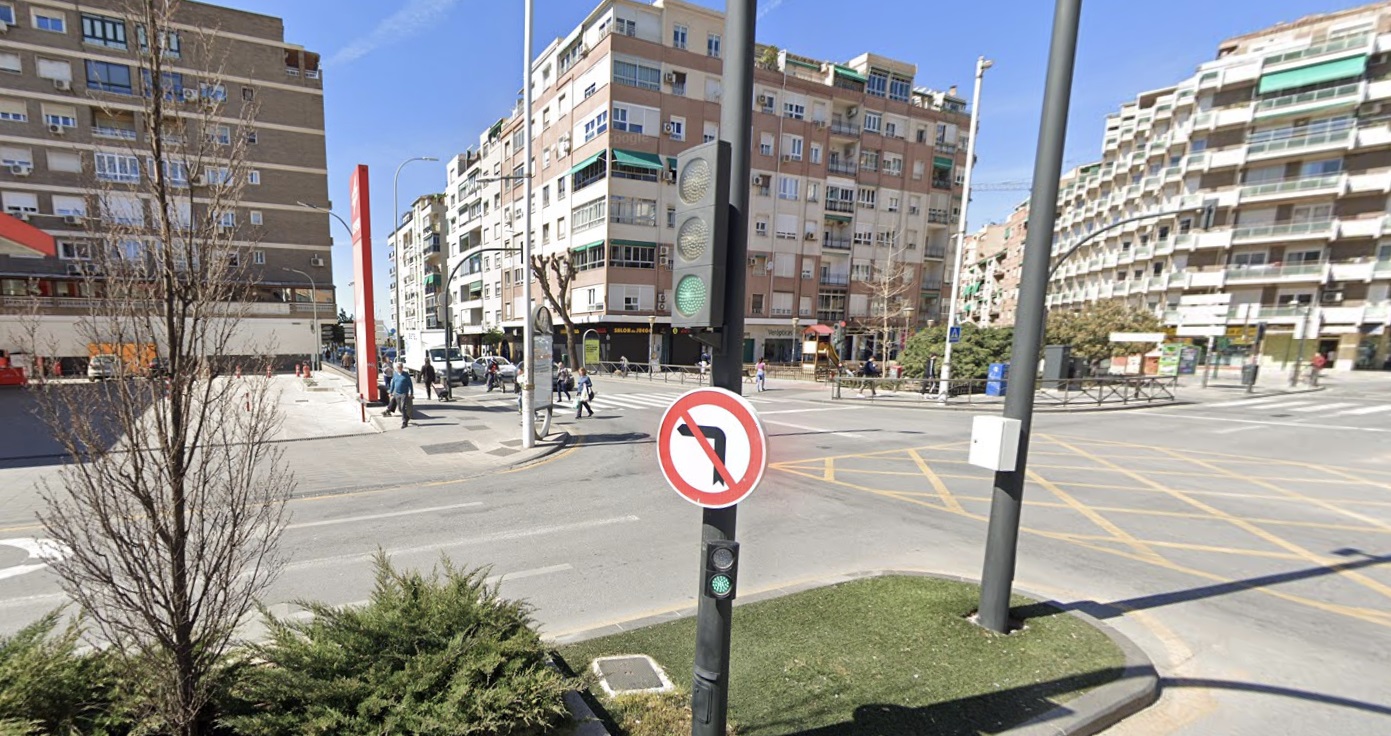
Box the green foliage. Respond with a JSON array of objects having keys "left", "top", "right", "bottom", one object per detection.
[
  {"left": 0, "top": 611, "right": 130, "bottom": 735},
  {"left": 899, "top": 323, "right": 1014, "bottom": 380},
  {"left": 1046, "top": 300, "right": 1163, "bottom": 365},
  {"left": 225, "top": 553, "right": 575, "bottom": 735},
  {"left": 482, "top": 327, "right": 507, "bottom": 350}
]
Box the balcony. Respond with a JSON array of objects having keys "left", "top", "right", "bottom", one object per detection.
[
  {"left": 928, "top": 209, "right": 950, "bottom": 225},
  {"left": 1255, "top": 82, "right": 1362, "bottom": 119},
  {"left": 819, "top": 273, "right": 850, "bottom": 286},
  {"left": 1246, "top": 126, "right": 1353, "bottom": 160},
  {"left": 1239, "top": 173, "right": 1342, "bottom": 202},
  {"left": 93, "top": 125, "right": 138, "bottom": 140},
  {"left": 924, "top": 245, "right": 946, "bottom": 260},
  {"left": 827, "top": 161, "right": 858, "bottom": 176},
  {"left": 1231, "top": 219, "right": 1335, "bottom": 243},
  {"left": 826, "top": 199, "right": 854, "bottom": 213},
  {"left": 823, "top": 236, "right": 852, "bottom": 250},
  {"left": 829, "top": 121, "right": 861, "bottom": 137},
  {"left": 1224, "top": 261, "right": 1326, "bottom": 283},
  {"left": 1263, "top": 33, "right": 1372, "bottom": 69}
]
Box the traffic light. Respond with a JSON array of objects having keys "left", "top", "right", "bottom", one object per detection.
[
  {"left": 671, "top": 140, "right": 731, "bottom": 329},
  {"left": 1199, "top": 198, "right": 1218, "bottom": 230},
  {"left": 702, "top": 539, "right": 740, "bottom": 600}
]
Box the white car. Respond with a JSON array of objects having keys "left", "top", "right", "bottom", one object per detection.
[
  {"left": 87, "top": 354, "right": 120, "bottom": 381},
  {"left": 470, "top": 356, "right": 517, "bottom": 381}
]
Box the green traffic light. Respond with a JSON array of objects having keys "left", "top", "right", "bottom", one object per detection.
[
  {"left": 675, "top": 275, "right": 707, "bottom": 316},
  {"left": 710, "top": 574, "right": 732, "bottom": 596}
]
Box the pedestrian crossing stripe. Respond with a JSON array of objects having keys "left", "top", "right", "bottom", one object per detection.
[
  {"left": 1205, "top": 398, "right": 1391, "bottom": 418},
  {"left": 1338, "top": 404, "right": 1391, "bottom": 416},
  {"left": 1290, "top": 402, "right": 1353, "bottom": 413}
]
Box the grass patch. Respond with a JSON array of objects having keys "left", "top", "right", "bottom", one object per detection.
[{"left": 558, "top": 575, "right": 1124, "bottom": 736}]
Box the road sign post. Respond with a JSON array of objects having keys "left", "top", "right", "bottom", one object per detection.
[{"left": 948, "top": 325, "right": 962, "bottom": 344}]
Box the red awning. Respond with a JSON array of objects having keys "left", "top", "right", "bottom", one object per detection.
[
  {"left": 803, "top": 324, "right": 834, "bottom": 336},
  {"left": 0, "top": 212, "right": 55, "bottom": 257}
]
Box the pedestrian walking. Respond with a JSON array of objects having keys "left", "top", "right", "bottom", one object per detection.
[
  {"left": 619, "top": 356, "right": 630, "bottom": 376},
  {"left": 389, "top": 361, "right": 414, "bottom": 428},
  {"left": 574, "top": 367, "right": 595, "bottom": 419},
  {"left": 555, "top": 363, "right": 572, "bottom": 402},
  {"left": 1311, "top": 351, "right": 1328, "bottom": 386},
  {"left": 380, "top": 360, "right": 396, "bottom": 415},
  {"left": 486, "top": 358, "right": 499, "bottom": 392},
  {"left": 858, "top": 357, "right": 880, "bottom": 396},
  {"left": 420, "top": 360, "right": 437, "bottom": 400},
  {"left": 755, "top": 358, "right": 767, "bottom": 392}
]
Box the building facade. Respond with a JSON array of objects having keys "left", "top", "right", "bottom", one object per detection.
[
  {"left": 0, "top": 0, "right": 330, "bottom": 365},
  {"left": 429, "top": 0, "right": 969, "bottom": 365},
  {"left": 960, "top": 198, "right": 1028, "bottom": 327},
  {"left": 1049, "top": 1, "right": 1391, "bottom": 370},
  {"left": 387, "top": 193, "right": 446, "bottom": 342}
]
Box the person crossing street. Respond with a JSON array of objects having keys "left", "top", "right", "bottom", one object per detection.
[{"left": 389, "top": 361, "right": 414, "bottom": 428}]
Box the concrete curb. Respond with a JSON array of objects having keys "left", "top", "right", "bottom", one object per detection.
[{"left": 550, "top": 569, "right": 1157, "bottom": 736}]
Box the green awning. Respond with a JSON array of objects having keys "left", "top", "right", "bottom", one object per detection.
[
  {"left": 1258, "top": 55, "right": 1366, "bottom": 94},
  {"left": 933, "top": 156, "right": 954, "bottom": 168},
  {"left": 823, "top": 213, "right": 852, "bottom": 223},
  {"left": 610, "top": 239, "right": 655, "bottom": 247},
  {"left": 612, "top": 148, "right": 664, "bottom": 171},
  {"left": 666, "top": 156, "right": 677, "bottom": 170},
  {"left": 567, "top": 150, "right": 606, "bottom": 176},
  {"left": 833, "top": 65, "right": 866, "bottom": 83},
  {"left": 569, "top": 239, "right": 604, "bottom": 252},
  {"left": 786, "top": 57, "right": 819, "bottom": 70}
]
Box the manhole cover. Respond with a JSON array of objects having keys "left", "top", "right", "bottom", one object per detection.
[
  {"left": 592, "top": 655, "right": 672, "bottom": 696},
  {"left": 421, "top": 441, "right": 478, "bottom": 455}
]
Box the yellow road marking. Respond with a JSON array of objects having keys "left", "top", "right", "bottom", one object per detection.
[
  {"left": 1026, "top": 469, "right": 1167, "bottom": 565},
  {"left": 907, "top": 449, "right": 965, "bottom": 514}
]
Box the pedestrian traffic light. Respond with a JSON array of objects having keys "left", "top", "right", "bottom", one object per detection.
[
  {"left": 1199, "top": 198, "right": 1218, "bottom": 230},
  {"left": 671, "top": 140, "right": 731, "bottom": 330},
  {"left": 702, "top": 539, "right": 739, "bottom": 600}
]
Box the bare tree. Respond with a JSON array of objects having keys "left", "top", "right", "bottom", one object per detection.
[
  {"left": 530, "top": 252, "right": 580, "bottom": 368},
  {"left": 27, "top": 2, "right": 291, "bottom": 733},
  {"left": 862, "top": 245, "right": 914, "bottom": 364}
]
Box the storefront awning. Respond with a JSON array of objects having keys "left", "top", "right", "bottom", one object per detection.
[
  {"left": 569, "top": 239, "right": 604, "bottom": 252},
  {"left": 1258, "top": 55, "right": 1366, "bottom": 95},
  {"left": 0, "top": 212, "right": 55, "bottom": 257},
  {"left": 610, "top": 239, "right": 655, "bottom": 247},
  {"left": 666, "top": 156, "right": 678, "bottom": 170},
  {"left": 823, "top": 213, "right": 852, "bottom": 223},
  {"left": 933, "top": 156, "right": 954, "bottom": 168},
  {"left": 567, "top": 150, "right": 606, "bottom": 176},
  {"left": 612, "top": 148, "right": 664, "bottom": 171},
  {"left": 834, "top": 65, "right": 866, "bottom": 83}
]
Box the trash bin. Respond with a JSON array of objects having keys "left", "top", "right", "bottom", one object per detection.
[
  {"left": 986, "top": 362, "right": 1009, "bottom": 397},
  {"left": 1241, "top": 363, "right": 1259, "bottom": 386}
]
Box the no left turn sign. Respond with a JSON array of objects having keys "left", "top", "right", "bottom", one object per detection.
[{"left": 657, "top": 387, "right": 768, "bottom": 509}]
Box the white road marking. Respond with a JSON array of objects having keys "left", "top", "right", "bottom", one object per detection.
[
  {"left": 1251, "top": 401, "right": 1314, "bottom": 412},
  {"left": 0, "top": 538, "right": 71, "bottom": 582},
  {"left": 1290, "top": 402, "right": 1354, "bottom": 413},
  {"left": 760, "top": 406, "right": 861, "bottom": 416},
  {"left": 0, "top": 591, "right": 68, "bottom": 610},
  {"left": 762, "top": 418, "right": 863, "bottom": 439},
  {"left": 283, "top": 515, "right": 641, "bottom": 571},
  {"left": 1213, "top": 424, "right": 1262, "bottom": 434},
  {"left": 286, "top": 502, "right": 485, "bottom": 531},
  {"left": 1204, "top": 396, "right": 1294, "bottom": 408},
  {"left": 1337, "top": 404, "right": 1391, "bottom": 416},
  {"left": 1158, "top": 414, "right": 1391, "bottom": 433}
]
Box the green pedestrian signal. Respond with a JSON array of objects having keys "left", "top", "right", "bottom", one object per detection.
[
  {"left": 670, "top": 140, "right": 731, "bottom": 329},
  {"left": 709, "top": 574, "right": 732, "bottom": 596},
  {"left": 702, "top": 539, "right": 739, "bottom": 601}
]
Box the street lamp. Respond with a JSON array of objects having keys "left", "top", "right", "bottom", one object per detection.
[
  {"left": 282, "top": 266, "right": 319, "bottom": 370},
  {"left": 938, "top": 55, "right": 992, "bottom": 402},
  {"left": 393, "top": 155, "right": 440, "bottom": 354},
  {"left": 648, "top": 314, "right": 658, "bottom": 372},
  {"left": 296, "top": 201, "right": 352, "bottom": 239},
  {"left": 791, "top": 316, "right": 800, "bottom": 363}
]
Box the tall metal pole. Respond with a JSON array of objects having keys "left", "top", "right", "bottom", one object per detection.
[
  {"left": 393, "top": 156, "right": 439, "bottom": 355},
  {"left": 283, "top": 267, "right": 318, "bottom": 369},
  {"left": 691, "top": 2, "right": 753, "bottom": 734},
  {"left": 1290, "top": 305, "right": 1311, "bottom": 387},
  {"left": 977, "top": 0, "right": 1082, "bottom": 634},
  {"left": 520, "top": 0, "right": 537, "bottom": 449},
  {"left": 938, "top": 56, "right": 992, "bottom": 402}
]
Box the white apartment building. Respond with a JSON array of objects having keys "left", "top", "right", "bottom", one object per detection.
[
  {"left": 387, "top": 193, "right": 446, "bottom": 342},
  {"left": 1050, "top": 1, "right": 1391, "bottom": 371},
  {"left": 430, "top": 0, "right": 970, "bottom": 365}
]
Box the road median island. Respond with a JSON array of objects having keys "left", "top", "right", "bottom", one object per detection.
[{"left": 556, "top": 573, "right": 1151, "bottom": 735}]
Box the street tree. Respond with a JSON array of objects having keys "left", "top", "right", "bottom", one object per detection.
[
  {"left": 1046, "top": 300, "right": 1163, "bottom": 370},
  {"left": 27, "top": 2, "right": 291, "bottom": 732},
  {"left": 862, "top": 246, "right": 914, "bottom": 364},
  {"left": 530, "top": 252, "right": 580, "bottom": 368}
]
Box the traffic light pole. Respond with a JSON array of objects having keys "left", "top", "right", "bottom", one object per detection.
[
  {"left": 977, "top": 0, "right": 1082, "bottom": 634},
  {"left": 691, "top": 2, "right": 754, "bottom": 734}
]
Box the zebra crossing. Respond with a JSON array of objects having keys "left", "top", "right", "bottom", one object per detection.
[
  {"left": 574, "top": 390, "right": 776, "bottom": 414},
  {"left": 1203, "top": 395, "right": 1391, "bottom": 420}
]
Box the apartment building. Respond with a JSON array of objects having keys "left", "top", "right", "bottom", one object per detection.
[
  {"left": 960, "top": 198, "right": 1028, "bottom": 327},
  {"left": 1050, "top": 1, "right": 1391, "bottom": 370},
  {"left": 432, "top": 0, "right": 969, "bottom": 365},
  {"left": 387, "top": 193, "right": 446, "bottom": 340},
  {"left": 0, "top": 0, "right": 329, "bottom": 365}
]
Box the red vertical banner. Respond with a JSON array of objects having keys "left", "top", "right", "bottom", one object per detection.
[{"left": 349, "top": 165, "right": 380, "bottom": 401}]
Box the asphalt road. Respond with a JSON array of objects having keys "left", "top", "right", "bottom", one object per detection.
[{"left": 2, "top": 372, "right": 1390, "bottom": 735}]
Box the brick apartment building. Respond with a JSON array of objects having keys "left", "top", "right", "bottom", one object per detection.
[
  {"left": 960, "top": 198, "right": 1028, "bottom": 327},
  {"left": 0, "top": 0, "right": 330, "bottom": 366}
]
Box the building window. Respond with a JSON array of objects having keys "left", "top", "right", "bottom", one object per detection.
[
  {"left": 863, "top": 112, "right": 882, "bottom": 133},
  {"left": 614, "top": 17, "right": 636, "bottom": 36},
  {"left": 866, "top": 70, "right": 888, "bottom": 97},
  {"left": 614, "top": 59, "right": 661, "bottom": 91},
  {"left": 610, "top": 195, "right": 657, "bottom": 226},
  {"left": 667, "top": 205, "right": 676, "bottom": 228},
  {"left": 572, "top": 244, "right": 605, "bottom": 272},
  {"left": 857, "top": 187, "right": 876, "bottom": 209},
  {"left": 672, "top": 24, "right": 687, "bottom": 50},
  {"left": 136, "top": 26, "right": 181, "bottom": 58},
  {"left": 33, "top": 10, "right": 65, "bottom": 33},
  {"left": 250, "top": 210, "right": 263, "bottom": 225},
  {"left": 572, "top": 198, "right": 606, "bottom": 232},
  {"left": 860, "top": 149, "right": 879, "bottom": 171},
  {"left": 884, "top": 120, "right": 899, "bottom": 138},
  {"left": 611, "top": 243, "right": 656, "bottom": 269},
  {"left": 246, "top": 129, "right": 258, "bottom": 144},
  {"left": 242, "top": 86, "right": 254, "bottom": 101},
  {"left": 85, "top": 60, "right": 133, "bottom": 94},
  {"left": 0, "top": 6, "right": 13, "bottom": 25},
  {"left": 200, "top": 83, "right": 227, "bottom": 102},
  {"left": 42, "top": 103, "right": 78, "bottom": 128},
  {"left": 81, "top": 13, "right": 126, "bottom": 48},
  {"left": 760, "top": 132, "right": 773, "bottom": 156},
  {"left": 612, "top": 105, "right": 642, "bottom": 134},
  {"left": 889, "top": 77, "right": 911, "bottom": 102},
  {"left": 755, "top": 218, "right": 768, "bottom": 237},
  {"left": 778, "top": 176, "right": 799, "bottom": 200},
  {"left": 58, "top": 241, "right": 91, "bottom": 260},
  {"left": 0, "top": 98, "right": 26, "bottom": 122},
  {"left": 0, "top": 53, "right": 19, "bottom": 74},
  {"left": 252, "top": 250, "right": 265, "bottom": 265},
  {"left": 248, "top": 170, "right": 261, "bottom": 185},
  {"left": 584, "top": 110, "right": 608, "bottom": 142},
  {"left": 783, "top": 101, "right": 805, "bottom": 120},
  {"left": 783, "top": 135, "right": 803, "bottom": 160},
  {"left": 668, "top": 116, "right": 685, "bottom": 141},
  {"left": 203, "top": 166, "right": 233, "bottom": 185},
  {"left": 708, "top": 33, "right": 721, "bottom": 58},
  {"left": 209, "top": 125, "right": 231, "bottom": 144},
  {"left": 1, "top": 191, "right": 37, "bottom": 214},
  {"left": 810, "top": 143, "right": 822, "bottom": 164}
]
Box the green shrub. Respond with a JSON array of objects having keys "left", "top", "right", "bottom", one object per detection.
[
  {"left": 899, "top": 323, "right": 1014, "bottom": 381},
  {"left": 225, "top": 553, "right": 576, "bottom": 735},
  {"left": 0, "top": 611, "right": 129, "bottom": 735}
]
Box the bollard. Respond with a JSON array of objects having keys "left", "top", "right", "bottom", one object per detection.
[
  {"left": 266, "top": 365, "right": 272, "bottom": 378},
  {"left": 245, "top": 392, "right": 250, "bottom": 412},
  {"left": 235, "top": 365, "right": 242, "bottom": 379},
  {"left": 294, "top": 363, "right": 302, "bottom": 378},
  {"left": 359, "top": 393, "right": 366, "bottom": 423}
]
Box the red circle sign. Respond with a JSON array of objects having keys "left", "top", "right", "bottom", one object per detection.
[{"left": 657, "top": 387, "right": 768, "bottom": 509}]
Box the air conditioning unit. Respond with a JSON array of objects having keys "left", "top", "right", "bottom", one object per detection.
[
  {"left": 52, "top": 79, "right": 71, "bottom": 92},
  {"left": 310, "top": 255, "right": 325, "bottom": 267},
  {"left": 802, "top": 270, "right": 814, "bottom": 279},
  {"left": 804, "top": 232, "right": 817, "bottom": 240},
  {"left": 814, "top": 120, "right": 826, "bottom": 128},
  {"left": 592, "top": 301, "right": 604, "bottom": 311},
  {"left": 64, "top": 215, "right": 82, "bottom": 225},
  {"left": 663, "top": 169, "right": 676, "bottom": 183},
  {"left": 180, "top": 89, "right": 198, "bottom": 102},
  {"left": 757, "top": 95, "right": 771, "bottom": 106},
  {"left": 48, "top": 124, "right": 65, "bottom": 135},
  {"left": 752, "top": 174, "right": 768, "bottom": 186},
  {"left": 781, "top": 154, "right": 793, "bottom": 162},
  {"left": 663, "top": 72, "right": 676, "bottom": 84},
  {"left": 191, "top": 174, "right": 207, "bottom": 187},
  {"left": 66, "top": 263, "right": 94, "bottom": 276},
  {"left": 0, "top": 21, "right": 9, "bottom": 33},
  {"left": 1321, "top": 290, "right": 1344, "bottom": 304},
  {"left": 846, "top": 106, "right": 859, "bottom": 118},
  {"left": 10, "top": 164, "right": 31, "bottom": 177},
  {"left": 747, "top": 256, "right": 758, "bottom": 266},
  {"left": 765, "top": 261, "right": 775, "bottom": 272},
  {"left": 580, "top": 44, "right": 590, "bottom": 57},
  {"left": 14, "top": 211, "right": 30, "bottom": 221},
  {"left": 659, "top": 256, "right": 670, "bottom": 269},
  {"left": 662, "top": 121, "right": 676, "bottom": 134}
]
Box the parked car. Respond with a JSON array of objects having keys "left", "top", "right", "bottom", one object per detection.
[
  {"left": 470, "top": 356, "right": 517, "bottom": 381},
  {"left": 87, "top": 354, "right": 120, "bottom": 381}
]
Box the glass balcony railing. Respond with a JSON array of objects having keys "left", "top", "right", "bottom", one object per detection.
[
  {"left": 1239, "top": 173, "right": 1340, "bottom": 198},
  {"left": 1246, "top": 127, "right": 1353, "bottom": 157},
  {"left": 1263, "top": 33, "right": 1371, "bottom": 66},
  {"left": 1232, "top": 219, "right": 1334, "bottom": 241},
  {"left": 1256, "top": 82, "right": 1361, "bottom": 114},
  {"left": 1225, "top": 262, "right": 1325, "bottom": 280}
]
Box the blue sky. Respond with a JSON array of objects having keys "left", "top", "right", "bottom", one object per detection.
[{"left": 212, "top": 0, "right": 1367, "bottom": 319}]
